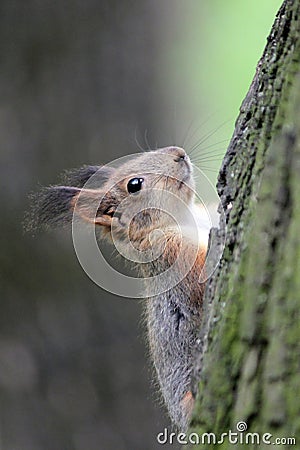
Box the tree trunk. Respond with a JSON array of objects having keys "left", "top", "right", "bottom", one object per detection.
[{"left": 190, "top": 0, "right": 300, "bottom": 448}]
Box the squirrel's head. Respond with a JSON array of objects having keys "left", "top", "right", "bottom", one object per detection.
[{"left": 28, "top": 146, "right": 195, "bottom": 246}]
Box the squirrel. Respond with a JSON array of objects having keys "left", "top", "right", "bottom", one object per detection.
[{"left": 30, "top": 146, "right": 210, "bottom": 431}]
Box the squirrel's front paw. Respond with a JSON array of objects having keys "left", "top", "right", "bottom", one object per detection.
[{"left": 181, "top": 390, "right": 195, "bottom": 423}]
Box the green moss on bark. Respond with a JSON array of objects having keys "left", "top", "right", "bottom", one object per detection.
[{"left": 190, "top": 1, "right": 300, "bottom": 448}]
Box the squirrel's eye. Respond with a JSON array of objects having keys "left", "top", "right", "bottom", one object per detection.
[{"left": 127, "top": 177, "right": 144, "bottom": 194}]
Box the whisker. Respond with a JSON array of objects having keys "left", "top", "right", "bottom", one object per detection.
[
  {"left": 192, "top": 162, "right": 220, "bottom": 174},
  {"left": 192, "top": 151, "right": 226, "bottom": 159},
  {"left": 193, "top": 158, "right": 224, "bottom": 164},
  {"left": 172, "top": 103, "right": 178, "bottom": 147},
  {"left": 181, "top": 116, "right": 197, "bottom": 149},
  {"left": 134, "top": 126, "right": 147, "bottom": 152},
  {"left": 144, "top": 129, "right": 152, "bottom": 151},
  {"left": 153, "top": 174, "right": 164, "bottom": 187},
  {"left": 190, "top": 150, "right": 226, "bottom": 163},
  {"left": 183, "top": 112, "right": 217, "bottom": 150},
  {"left": 189, "top": 138, "right": 229, "bottom": 154},
  {"left": 190, "top": 155, "right": 225, "bottom": 167},
  {"left": 191, "top": 150, "right": 226, "bottom": 159},
  {"left": 191, "top": 150, "right": 227, "bottom": 161},
  {"left": 188, "top": 118, "right": 232, "bottom": 155},
  {"left": 197, "top": 167, "right": 219, "bottom": 173}
]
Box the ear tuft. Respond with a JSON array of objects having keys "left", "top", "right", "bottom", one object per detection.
[
  {"left": 25, "top": 186, "right": 80, "bottom": 232},
  {"left": 61, "top": 165, "right": 115, "bottom": 188}
]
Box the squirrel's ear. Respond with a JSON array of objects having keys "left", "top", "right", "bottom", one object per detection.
[
  {"left": 26, "top": 186, "right": 81, "bottom": 231},
  {"left": 26, "top": 164, "right": 118, "bottom": 232},
  {"left": 73, "top": 188, "right": 117, "bottom": 228},
  {"left": 26, "top": 186, "right": 116, "bottom": 231}
]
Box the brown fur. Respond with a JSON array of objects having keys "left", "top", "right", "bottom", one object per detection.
[{"left": 29, "top": 146, "right": 208, "bottom": 430}]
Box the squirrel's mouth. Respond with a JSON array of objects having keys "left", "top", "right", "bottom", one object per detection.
[
  {"left": 179, "top": 177, "right": 189, "bottom": 189},
  {"left": 178, "top": 165, "right": 193, "bottom": 189}
]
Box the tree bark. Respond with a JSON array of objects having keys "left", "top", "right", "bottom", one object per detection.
[{"left": 190, "top": 0, "right": 300, "bottom": 448}]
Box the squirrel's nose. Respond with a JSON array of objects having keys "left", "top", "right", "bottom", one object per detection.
[
  {"left": 173, "top": 148, "right": 187, "bottom": 163},
  {"left": 161, "top": 146, "right": 187, "bottom": 162}
]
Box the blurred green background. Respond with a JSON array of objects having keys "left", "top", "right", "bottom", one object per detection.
[{"left": 0, "top": 1, "right": 282, "bottom": 449}]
